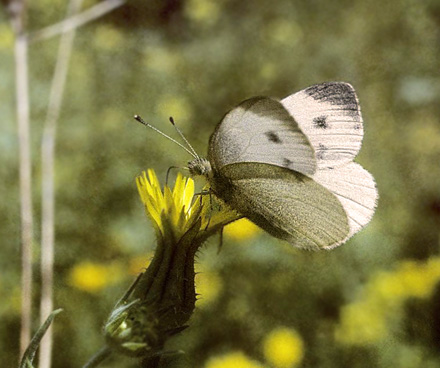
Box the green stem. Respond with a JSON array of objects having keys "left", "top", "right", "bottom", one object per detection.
[{"left": 82, "top": 346, "right": 112, "bottom": 368}]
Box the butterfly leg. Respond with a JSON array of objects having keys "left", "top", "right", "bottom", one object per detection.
[
  {"left": 205, "top": 188, "right": 214, "bottom": 230},
  {"left": 193, "top": 189, "right": 214, "bottom": 230},
  {"left": 165, "top": 166, "right": 189, "bottom": 186}
]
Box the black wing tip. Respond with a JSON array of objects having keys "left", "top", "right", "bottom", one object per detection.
[
  {"left": 305, "top": 82, "right": 356, "bottom": 99},
  {"left": 304, "top": 82, "right": 360, "bottom": 118}
]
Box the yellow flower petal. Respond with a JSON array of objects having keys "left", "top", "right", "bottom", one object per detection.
[
  {"left": 183, "top": 177, "right": 195, "bottom": 212},
  {"left": 137, "top": 169, "right": 241, "bottom": 240}
]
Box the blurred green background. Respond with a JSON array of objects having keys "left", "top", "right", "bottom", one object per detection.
[{"left": 1, "top": 0, "right": 440, "bottom": 367}]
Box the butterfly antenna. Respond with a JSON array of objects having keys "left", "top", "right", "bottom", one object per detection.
[
  {"left": 134, "top": 115, "right": 197, "bottom": 158},
  {"left": 169, "top": 117, "right": 199, "bottom": 158}
]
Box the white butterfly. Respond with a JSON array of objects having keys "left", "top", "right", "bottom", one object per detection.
[{"left": 139, "top": 82, "right": 378, "bottom": 250}]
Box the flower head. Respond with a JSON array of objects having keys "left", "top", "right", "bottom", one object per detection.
[
  {"left": 105, "top": 170, "right": 240, "bottom": 358},
  {"left": 136, "top": 169, "right": 240, "bottom": 241}
]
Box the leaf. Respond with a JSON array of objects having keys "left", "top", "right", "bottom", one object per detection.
[{"left": 19, "top": 309, "right": 63, "bottom": 368}]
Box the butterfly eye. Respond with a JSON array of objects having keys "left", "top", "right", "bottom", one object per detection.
[{"left": 188, "top": 158, "right": 212, "bottom": 177}]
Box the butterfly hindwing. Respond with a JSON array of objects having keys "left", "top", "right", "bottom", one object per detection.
[
  {"left": 209, "top": 97, "right": 316, "bottom": 176},
  {"left": 312, "top": 162, "right": 378, "bottom": 247},
  {"left": 213, "top": 163, "right": 350, "bottom": 250},
  {"left": 281, "top": 82, "right": 363, "bottom": 169}
]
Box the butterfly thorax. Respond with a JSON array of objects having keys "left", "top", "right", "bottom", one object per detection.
[{"left": 188, "top": 157, "right": 212, "bottom": 178}]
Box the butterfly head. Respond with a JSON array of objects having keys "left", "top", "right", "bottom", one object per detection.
[{"left": 188, "top": 157, "right": 212, "bottom": 177}]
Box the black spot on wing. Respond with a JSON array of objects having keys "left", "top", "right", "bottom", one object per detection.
[
  {"left": 354, "top": 123, "right": 362, "bottom": 130},
  {"left": 305, "top": 82, "right": 360, "bottom": 118},
  {"left": 316, "top": 143, "right": 327, "bottom": 160},
  {"left": 283, "top": 158, "right": 292, "bottom": 167},
  {"left": 313, "top": 115, "right": 328, "bottom": 129},
  {"left": 265, "top": 131, "right": 282, "bottom": 143}
]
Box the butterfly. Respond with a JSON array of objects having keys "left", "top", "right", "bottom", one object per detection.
[{"left": 138, "top": 82, "right": 378, "bottom": 250}]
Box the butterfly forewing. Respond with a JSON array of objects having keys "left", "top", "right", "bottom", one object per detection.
[
  {"left": 281, "top": 82, "right": 363, "bottom": 169},
  {"left": 209, "top": 97, "right": 317, "bottom": 176},
  {"left": 213, "top": 163, "right": 350, "bottom": 250}
]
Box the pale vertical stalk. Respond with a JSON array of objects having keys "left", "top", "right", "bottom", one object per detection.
[
  {"left": 10, "top": 0, "right": 33, "bottom": 357},
  {"left": 16, "top": 32, "right": 33, "bottom": 359},
  {"left": 39, "top": 0, "right": 84, "bottom": 367}
]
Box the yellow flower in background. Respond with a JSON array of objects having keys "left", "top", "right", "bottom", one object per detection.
[
  {"left": 143, "top": 46, "right": 180, "bottom": 74},
  {"left": 263, "top": 327, "right": 304, "bottom": 368},
  {"left": 335, "top": 301, "right": 387, "bottom": 345},
  {"left": 397, "top": 260, "right": 440, "bottom": 298},
  {"left": 156, "top": 95, "right": 193, "bottom": 125},
  {"left": 195, "top": 268, "right": 223, "bottom": 308},
  {"left": 205, "top": 351, "right": 263, "bottom": 368},
  {"left": 0, "top": 23, "right": 13, "bottom": 50},
  {"left": 336, "top": 257, "right": 440, "bottom": 345},
  {"left": 224, "top": 218, "right": 262, "bottom": 242},
  {"left": 185, "top": 0, "right": 221, "bottom": 25},
  {"left": 67, "top": 261, "right": 123, "bottom": 293},
  {"left": 93, "top": 25, "right": 123, "bottom": 51},
  {"left": 366, "top": 271, "right": 406, "bottom": 306},
  {"left": 264, "top": 19, "right": 303, "bottom": 47}
]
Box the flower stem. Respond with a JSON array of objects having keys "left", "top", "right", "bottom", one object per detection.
[{"left": 82, "top": 346, "right": 112, "bottom": 368}]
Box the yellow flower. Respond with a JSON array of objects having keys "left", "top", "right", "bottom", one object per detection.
[
  {"left": 263, "top": 327, "right": 304, "bottom": 368},
  {"left": 156, "top": 95, "right": 193, "bottom": 125},
  {"left": 185, "top": 0, "right": 221, "bottom": 25},
  {"left": 224, "top": 218, "right": 262, "bottom": 242},
  {"left": 93, "top": 25, "right": 123, "bottom": 51},
  {"left": 205, "top": 351, "right": 263, "bottom": 368},
  {"left": 336, "top": 257, "right": 440, "bottom": 345},
  {"left": 67, "top": 261, "right": 123, "bottom": 293},
  {"left": 137, "top": 170, "right": 202, "bottom": 239},
  {"left": 143, "top": 46, "right": 180, "bottom": 75},
  {"left": 335, "top": 301, "right": 387, "bottom": 345},
  {"left": 263, "top": 19, "right": 303, "bottom": 47},
  {"left": 397, "top": 260, "right": 439, "bottom": 298},
  {"left": 195, "top": 268, "right": 223, "bottom": 308},
  {"left": 0, "top": 23, "right": 13, "bottom": 50},
  {"left": 104, "top": 170, "right": 240, "bottom": 358},
  {"left": 136, "top": 169, "right": 239, "bottom": 240}
]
